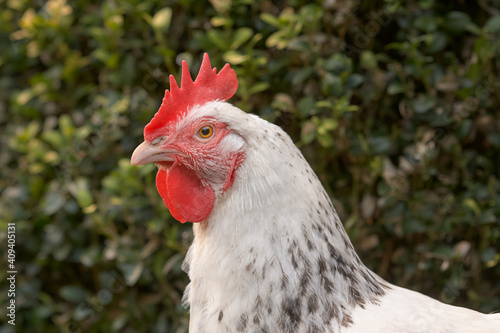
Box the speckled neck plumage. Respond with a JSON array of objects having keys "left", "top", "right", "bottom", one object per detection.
[{"left": 180, "top": 102, "right": 388, "bottom": 333}]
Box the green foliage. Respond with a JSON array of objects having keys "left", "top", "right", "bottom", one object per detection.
[{"left": 1, "top": 0, "right": 499, "bottom": 331}]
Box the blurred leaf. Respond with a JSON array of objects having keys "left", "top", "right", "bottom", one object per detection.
[
  {"left": 59, "top": 285, "right": 87, "bottom": 303},
  {"left": 345, "top": 74, "right": 364, "bottom": 88},
  {"left": 360, "top": 50, "right": 377, "bottom": 69},
  {"left": 231, "top": 27, "right": 253, "bottom": 49},
  {"left": 121, "top": 262, "right": 145, "bottom": 286},
  {"left": 266, "top": 30, "right": 288, "bottom": 49},
  {"left": 209, "top": 0, "right": 232, "bottom": 13},
  {"left": 223, "top": 50, "right": 249, "bottom": 64},
  {"left": 481, "top": 247, "right": 499, "bottom": 267},
  {"left": 68, "top": 178, "right": 94, "bottom": 209},
  {"left": 292, "top": 67, "right": 314, "bottom": 84},
  {"left": 487, "top": 133, "right": 500, "bottom": 147},
  {"left": 211, "top": 16, "right": 233, "bottom": 27},
  {"left": 414, "top": 15, "right": 437, "bottom": 32},
  {"left": 17, "top": 89, "right": 35, "bottom": 104},
  {"left": 419, "top": 0, "right": 434, "bottom": 9},
  {"left": 80, "top": 245, "right": 101, "bottom": 267},
  {"left": 474, "top": 36, "right": 500, "bottom": 62},
  {"left": 443, "top": 11, "right": 470, "bottom": 34},
  {"left": 297, "top": 96, "right": 316, "bottom": 118},
  {"left": 41, "top": 188, "right": 66, "bottom": 216},
  {"left": 260, "top": 13, "right": 281, "bottom": 28},
  {"left": 207, "top": 29, "right": 229, "bottom": 50},
  {"left": 412, "top": 94, "right": 437, "bottom": 113},
  {"left": 59, "top": 114, "right": 74, "bottom": 140},
  {"left": 428, "top": 31, "right": 448, "bottom": 53},
  {"left": 485, "top": 16, "right": 500, "bottom": 34},
  {"left": 162, "top": 253, "right": 184, "bottom": 275},
  {"left": 151, "top": 8, "right": 172, "bottom": 32},
  {"left": 388, "top": 82, "right": 405, "bottom": 95},
  {"left": 249, "top": 82, "right": 270, "bottom": 94},
  {"left": 463, "top": 198, "right": 480, "bottom": 215},
  {"left": 313, "top": 117, "right": 337, "bottom": 148},
  {"left": 369, "top": 136, "right": 393, "bottom": 155},
  {"left": 105, "top": 15, "right": 123, "bottom": 31},
  {"left": 465, "top": 21, "right": 482, "bottom": 35},
  {"left": 301, "top": 120, "right": 316, "bottom": 145}
]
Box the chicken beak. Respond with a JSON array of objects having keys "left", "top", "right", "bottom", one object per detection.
[{"left": 131, "top": 141, "right": 175, "bottom": 166}]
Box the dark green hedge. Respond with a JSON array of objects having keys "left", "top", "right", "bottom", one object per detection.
[{"left": 1, "top": 0, "right": 499, "bottom": 332}]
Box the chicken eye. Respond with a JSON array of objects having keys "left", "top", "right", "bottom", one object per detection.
[{"left": 198, "top": 126, "right": 214, "bottom": 139}]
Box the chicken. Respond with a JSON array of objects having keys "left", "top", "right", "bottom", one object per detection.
[{"left": 131, "top": 53, "right": 500, "bottom": 332}]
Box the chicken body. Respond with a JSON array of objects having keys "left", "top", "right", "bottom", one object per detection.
[
  {"left": 131, "top": 56, "right": 500, "bottom": 332},
  {"left": 171, "top": 101, "right": 500, "bottom": 332},
  {"left": 347, "top": 285, "right": 500, "bottom": 333},
  {"left": 181, "top": 101, "right": 385, "bottom": 332}
]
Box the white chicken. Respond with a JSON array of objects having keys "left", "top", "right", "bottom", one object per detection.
[{"left": 131, "top": 53, "right": 500, "bottom": 332}]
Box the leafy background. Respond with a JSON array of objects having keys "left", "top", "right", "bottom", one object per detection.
[{"left": 1, "top": 0, "right": 500, "bottom": 332}]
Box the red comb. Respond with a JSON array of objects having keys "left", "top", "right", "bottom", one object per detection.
[{"left": 144, "top": 53, "right": 238, "bottom": 141}]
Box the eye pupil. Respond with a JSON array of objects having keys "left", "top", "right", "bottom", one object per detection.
[{"left": 199, "top": 126, "right": 213, "bottom": 138}]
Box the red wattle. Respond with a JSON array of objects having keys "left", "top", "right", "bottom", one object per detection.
[
  {"left": 155, "top": 164, "right": 215, "bottom": 223},
  {"left": 156, "top": 169, "right": 187, "bottom": 223}
]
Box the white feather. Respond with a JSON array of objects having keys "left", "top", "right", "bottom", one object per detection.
[
  {"left": 346, "top": 285, "right": 500, "bottom": 333},
  {"left": 174, "top": 101, "right": 500, "bottom": 332}
]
